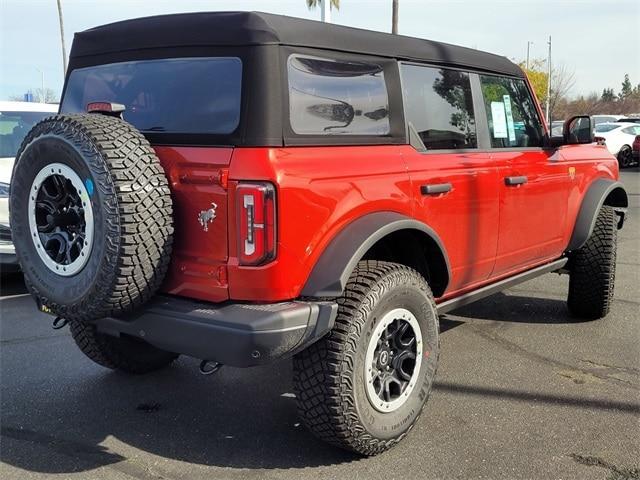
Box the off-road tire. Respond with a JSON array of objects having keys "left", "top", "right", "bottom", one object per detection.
[
  {"left": 70, "top": 321, "right": 178, "bottom": 374},
  {"left": 293, "top": 261, "right": 440, "bottom": 456},
  {"left": 567, "top": 205, "right": 617, "bottom": 319},
  {"left": 10, "top": 114, "right": 173, "bottom": 322}
]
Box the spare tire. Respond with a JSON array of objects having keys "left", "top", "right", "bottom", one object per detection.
[{"left": 10, "top": 114, "right": 173, "bottom": 322}]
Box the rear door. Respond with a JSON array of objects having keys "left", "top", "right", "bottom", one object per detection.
[
  {"left": 477, "top": 74, "right": 570, "bottom": 276},
  {"left": 400, "top": 64, "right": 500, "bottom": 294}
]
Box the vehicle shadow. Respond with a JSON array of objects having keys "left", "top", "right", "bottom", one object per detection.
[
  {"left": 0, "top": 272, "right": 28, "bottom": 297},
  {"left": 0, "top": 358, "right": 361, "bottom": 474},
  {"left": 444, "top": 292, "right": 584, "bottom": 324}
]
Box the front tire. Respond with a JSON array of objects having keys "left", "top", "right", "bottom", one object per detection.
[
  {"left": 567, "top": 205, "right": 617, "bottom": 319},
  {"left": 293, "top": 261, "right": 439, "bottom": 455},
  {"left": 70, "top": 321, "right": 178, "bottom": 374}
]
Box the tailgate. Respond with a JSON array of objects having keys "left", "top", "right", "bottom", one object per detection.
[{"left": 154, "top": 146, "right": 232, "bottom": 302}]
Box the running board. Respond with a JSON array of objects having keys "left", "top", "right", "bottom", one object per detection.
[{"left": 436, "top": 258, "right": 568, "bottom": 315}]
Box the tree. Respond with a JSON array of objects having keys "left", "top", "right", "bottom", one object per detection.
[
  {"left": 601, "top": 88, "right": 615, "bottom": 102},
  {"left": 619, "top": 73, "right": 632, "bottom": 100},
  {"left": 306, "top": 0, "right": 340, "bottom": 10},
  {"left": 8, "top": 88, "right": 59, "bottom": 103},
  {"left": 518, "top": 59, "right": 548, "bottom": 104},
  {"left": 548, "top": 63, "right": 575, "bottom": 121}
]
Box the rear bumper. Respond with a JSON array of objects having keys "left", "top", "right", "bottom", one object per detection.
[{"left": 92, "top": 296, "right": 338, "bottom": 367}]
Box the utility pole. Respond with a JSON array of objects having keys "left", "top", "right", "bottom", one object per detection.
[
  {"left": 321, "top": 0, "right": 331, "bottom": 23},
  {"left": 56, "top": 0, "right": 67, "bottom": 74},
  {"left": 545, "top": 35, "right": 552, "bottom": 124},
  {"left": 526, "top": 41, "right": 533, "bottom": 70},
  {"left": 392, "top": 0, "right": 399, "bottom": 34},
  {"left": 34, "top": 67, "right": 45, "bottom": 102}
]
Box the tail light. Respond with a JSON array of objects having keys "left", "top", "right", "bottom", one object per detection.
[{"left": 236, "top": 182, "right": 276, "bottom": 266}]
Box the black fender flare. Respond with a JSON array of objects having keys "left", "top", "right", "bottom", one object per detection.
[
  {"left": 567, "top": 178, "right": 628, "bottom": 251},
  {"left": 301, "top": 211, "right": 451, "bottom": 297}
]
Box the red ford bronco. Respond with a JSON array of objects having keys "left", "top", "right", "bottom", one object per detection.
[{"left": 10, "top": 12, "right": 628, "bottom": 455}]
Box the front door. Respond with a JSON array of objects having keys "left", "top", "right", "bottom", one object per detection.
[{"left": 476, "top": 74, "right": 569, "bottom": 277}]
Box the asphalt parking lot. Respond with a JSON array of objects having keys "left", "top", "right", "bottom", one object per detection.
[{"left": 1, "top": 169, "right": 638, "bottom": 480}]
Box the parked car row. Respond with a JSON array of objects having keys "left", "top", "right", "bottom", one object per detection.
[
  {"left": 0, "top": 101, "right": 59, "bottom": 270},
  {"left": 594, "top": 122, "right": 640, "bottom": 168},
  {"left": 551, "top": 115, "right": 640, "bottom": 168}
]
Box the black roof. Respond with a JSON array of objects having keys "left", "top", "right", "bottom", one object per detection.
[{"left": 71, "top": 11, "right": 523, "bottom": 77}]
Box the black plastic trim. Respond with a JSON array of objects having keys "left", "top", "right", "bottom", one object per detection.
[
  {"left": 301, "top": 211, "right": 451, "bottom": 297},
  {"left": 567, "top": 179, "right": 628, "bottom": 251},
  {"left": 421, "top": 183, "right": 452, "bottom": 195},
  {"left": 93, "top": 296, "right": 338, "bottom": 367},
  {"left": 437, "top": 258, "right": 568, "bottom": 314}
]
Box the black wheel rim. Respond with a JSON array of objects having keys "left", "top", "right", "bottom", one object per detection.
[
  {"left": 29, "top": 163, "right": 94, "bottom": 276},
  {"left": 365, "top": 308, "right": 423, "bottom": 412}
]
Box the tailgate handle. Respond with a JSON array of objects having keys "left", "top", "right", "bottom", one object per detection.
[
  {"left": 420, "top": 183, "right": 452, "bottom": 195},
  {"left": 505, "top": 176, "right": 528, "bottom": 186}
]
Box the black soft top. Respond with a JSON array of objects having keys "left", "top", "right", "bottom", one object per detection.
[{"left": 71, "top": 11, "right": 523, "bottom": 77}]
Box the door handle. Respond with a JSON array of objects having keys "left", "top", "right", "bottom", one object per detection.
[
  {"left": 420, "top": 183, "right": 452, "bottom": 195},
  {"left": 504, "top": 176, "right": 528, "bottom": 186}
]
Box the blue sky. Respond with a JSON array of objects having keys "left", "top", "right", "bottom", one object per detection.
[{"left": 1, "top": 0, "right": 638, "bottom": 101}]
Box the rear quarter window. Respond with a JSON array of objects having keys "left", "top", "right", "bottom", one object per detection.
[
  {"left": 61, "top": 57, "right": 242, "bottom": 134},
  {"left": 287, "top": 55, "right": 390, "bottom": 135}
]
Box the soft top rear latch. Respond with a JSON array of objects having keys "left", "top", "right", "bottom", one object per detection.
[{"left": 86, "top": 102, "right": 125, "bottom": 118}]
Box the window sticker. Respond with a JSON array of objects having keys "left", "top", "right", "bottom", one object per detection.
[
  {"left": 503, "top": 95, "right": 516, "bottom": 143},
  {"left": 490, "top": 101, "right": 508, "bottom": 138}
]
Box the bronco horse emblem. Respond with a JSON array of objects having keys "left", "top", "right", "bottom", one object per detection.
[{"left": 198, "top": 202, "right": 218, "bottom": 232}]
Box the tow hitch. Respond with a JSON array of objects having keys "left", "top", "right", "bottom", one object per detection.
[
  {"left": 199, "top": 360, "right": 223, "bottom": 375},
  {"left": 52, "top": 316, "right": 69, "bottom": 330}
]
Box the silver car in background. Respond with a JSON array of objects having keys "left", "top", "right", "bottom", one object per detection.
[{"left": 0, "top": 101, "right": 58, "bottom": 270}]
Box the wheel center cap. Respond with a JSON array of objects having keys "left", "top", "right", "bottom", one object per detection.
[{"left": 379, "top": 350, "right": 390, "bottom": 366}]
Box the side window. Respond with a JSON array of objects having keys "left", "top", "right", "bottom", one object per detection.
[
  {"left": 287, "top": 55, "right": 390, "bottom": 135},
  {"left": 400, "top": 64, "right": 477, "bottom": 149},
  {"left": 479, "top": 75, "right": 544, "bottom": 148},
  {"left": 622, "top": 126, "right": 640, "bottom": 135}
]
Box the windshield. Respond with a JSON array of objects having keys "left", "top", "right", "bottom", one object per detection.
[
  {"left": 61, "top": 57, "right": 242, "bottom": 135},
  {"left": 594, "top": 123, "right": 619, "bottom": 133},
  {"left": 0, "top": 111, "right": 54, "bottom": 158}
]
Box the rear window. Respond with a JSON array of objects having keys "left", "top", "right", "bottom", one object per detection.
[
  {"left": 61, "top": 57, "right": 242, "bottom": 134},
  {"left": 288, "top": 55, "right": 390, "bottom": 135},
  {"left": 400, "top": 64, "right": 477, "bottom": 150}
]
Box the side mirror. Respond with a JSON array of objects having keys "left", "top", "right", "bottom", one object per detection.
[{"left": 563, "top": 115, "right": 594, "bottom": 144}]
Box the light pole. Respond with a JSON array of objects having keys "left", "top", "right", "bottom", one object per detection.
[
  {"left": 392, "top": 0, "right": 399, "bottom": 34},
  {"left": 57, "top": 0, "right": 67, "bottom": 74},
  {"left": 526, "top": 41, "right": 533, "bottom": 70},
  {"left": 545, "top": 36, "right": 552, "bottom": 124},
  {"left": 34, "top": 66, "right": 45, "bottom": 102}
]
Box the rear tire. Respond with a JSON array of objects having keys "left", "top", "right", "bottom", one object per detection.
[
  {"left": 567, "top": 206, "right": 617, "bottom": 319},
  {"left": 293, "top": 261, "right": 439, "bottom": 456},
  {"left": 70, "top": 321, "right": 178, "bottom": 374}
]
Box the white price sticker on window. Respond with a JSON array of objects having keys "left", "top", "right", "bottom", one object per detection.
[{"left": 491, "top": 102, "right": 508, "bottom": 139}]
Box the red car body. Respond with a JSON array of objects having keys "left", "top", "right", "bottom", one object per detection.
[{"left": 157, "top": 139, "right": 618, "bottom": 304}]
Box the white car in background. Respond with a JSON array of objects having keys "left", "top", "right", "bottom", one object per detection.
[
  {"left": 594, "top": 121, "right": 640, "bottom": 168},
  {"left": 592, "top": 114, "right": 627, "bottom": 126},
  {"left": 1, "top": 101, "right": 58, "bottom": 270}
]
